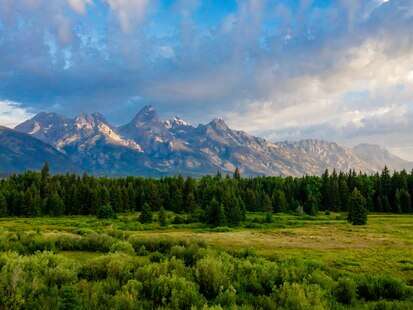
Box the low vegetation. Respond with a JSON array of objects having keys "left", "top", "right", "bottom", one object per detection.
[
  {"left": 0, "top": 166, "right": 412, "bottom": 308},
  {"left": 0, "top": 212, "right": 412, "bottom": 309}
]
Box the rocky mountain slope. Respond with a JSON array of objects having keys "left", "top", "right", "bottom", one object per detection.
[
  {"left": 8, "top": 106, "right": 412, "bottom": 176},
  {"left": 0, "top": 126, "right": 77, "bottom": 174},
  {"left": 353, "top": 144, "right": 412, "bottom": 171}
]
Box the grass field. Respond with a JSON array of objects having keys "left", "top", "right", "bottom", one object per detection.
[
  {"left": 1, "top": 213, "right": 412, "bottom": 281},
  {"left": 1, "top": 213, "right": 412, "bottom": 308}
]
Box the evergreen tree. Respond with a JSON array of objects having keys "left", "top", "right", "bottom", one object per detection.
[
  {"left": 382, "top": 195, "right": 391, "bottom": 213},
  {"left": 159, "top": 206, "right": 167, "bottom": 226},
  {"left": 272, "top": 190, "right": 288, "bottom": 213},
  {"left": 233, "top": 167, "right": 241, "bottom": 180},
  {"left": 23, "top": 188, "right": 34, "bottom": 216},
  {"left": 147, "top": 182, "right": 162, "bottom": 211},
  {"left": 262, "top": 193, "right": 273, "bottom": 212},
  {"left": 41, "top": 162, "right": 50, "bottom": 181},
  {"left": 304, "top": 194, "right": 318, "bottom": 216},
  {"left": 226, "top": 199, "right": 242, "bottom": 226},
  {"left": 0, "top": 192, "right": 7, "bottom": 217},
  {"left": 399, "top": 189, "right": 412, "bottom": 213},
  {"left": 139, "top": 203, "right": 153, "bottom": 223},
  {"left": 207, "top": 198, "right": 226, "bottom": 227},
  {"left": 97, "top": 204, "right": 116, "bottom": 219},
  {"left": 347, "top": 188, "right": 368, "bottom": 225},
  {"left": 184, "top": 192, "right": 197, "bottom": 214},
  {"left": 394, "top": 189, "right": 403, "bottom": 214},
  {"left": 338, "top": 175, "right": 349, "bottom": 211},
  {"left": 46, "top": 191, "right": 65, "bottom": 216}
]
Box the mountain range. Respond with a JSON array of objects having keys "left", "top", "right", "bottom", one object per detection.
[{"left": 0, "top": 105, "right": 410, "bottom": 176}]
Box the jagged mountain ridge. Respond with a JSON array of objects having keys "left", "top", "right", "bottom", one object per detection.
[{"left": 10, "top": 105, "right": 413, "bottom": 176}]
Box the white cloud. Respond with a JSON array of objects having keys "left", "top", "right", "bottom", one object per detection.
[
  {"left": 67, "top": 0, "right": 93, "bottom": 14},
  {"left": 105, "top": 0, "right": 150, "bottom": 32},
  {"left": 0, "top": 101, "right": 34, "bottom": 128}
]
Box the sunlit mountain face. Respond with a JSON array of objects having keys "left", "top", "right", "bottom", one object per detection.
[
  {"left": 1, "top": 0, "right": 413, "bottom": 164},
  {"left": 6, "top": 106, "right": 411, "bottom": 176}
]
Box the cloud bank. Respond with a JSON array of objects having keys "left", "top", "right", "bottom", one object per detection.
[{"left": 1, "top": 0, "right": 413, "bottom": 159}]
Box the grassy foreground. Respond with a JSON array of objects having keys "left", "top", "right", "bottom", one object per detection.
[{"left": 0, "top": 213, "right": 412, "bottom": 309}]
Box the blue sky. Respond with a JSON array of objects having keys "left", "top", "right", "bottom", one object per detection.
[{"left": 1, "top": 0, "right": 413, "bottom": 159}]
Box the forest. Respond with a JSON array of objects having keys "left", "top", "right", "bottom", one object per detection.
[
  {"left": 0, "top": 165, "right": 412, "bottom": 309},
  {"left": 0, "top": 164, "right": 412, "bottom": 223}
]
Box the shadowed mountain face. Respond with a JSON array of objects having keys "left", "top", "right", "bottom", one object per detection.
[
  {"left": 8, "top": 105, "right": 413, "bottom": 176},
  {"left": 0, "top": 126, "right": 77, "bottom": 174}
]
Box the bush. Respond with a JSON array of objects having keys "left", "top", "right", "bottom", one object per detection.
[
  {"left": 97, "top": 204, "right": 116, "bottom": 219},
  {"left": 110, "top": 241, "right": 136, "bottom": 255},
  {"left": 172, "top": 215, "right": 186, "bottom": 224},
  {"left": 275, "top": 282, "right": 327, "bottom": 310},
  {"left": 195, "top": 255, "right": 232, "bottom": 299},
  {"left": 151, "top": 275, "right": 205, "bottom": 309},
  {"left": 334, "top": 277, "right": 357, "bottom": 304},
  {"left": 357, "top": 275, "right": 408, "bottom": 301}
]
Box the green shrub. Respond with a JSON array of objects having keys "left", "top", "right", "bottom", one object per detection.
[
  {"left": 151, "top": 274, "right": 205, "bottom": 309},
  {"left": 195, "top": 255, "right": 232, "bottom": 299},
  {"left": 110, "top": 241, "right": 136, "bottom": 255},
  {"left": 275, "top": 282, "right": 327, "bottom": 310},
  {"left": 97, "top": 204, "right": 116, "bottom": 219},
  {"left": 334, "top": 277, "right": 357, "bottom": 304},
  {"left": 357, "top": 275, "right": 408, "bottom": 301},
  {"left": 112, "top": 280, "right": 143, "bottom": 309}
]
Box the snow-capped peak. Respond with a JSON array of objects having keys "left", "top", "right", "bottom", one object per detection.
[{"left": 165, "top": 116, "right": 191, "bottom": 128}]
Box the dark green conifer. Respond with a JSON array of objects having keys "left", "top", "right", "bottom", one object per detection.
[
  {"left": 347, "top": 188, "right": 368, "bottom": 225},
  {"left": 139, "top": 202, "right": 153, "bottom": 223}
]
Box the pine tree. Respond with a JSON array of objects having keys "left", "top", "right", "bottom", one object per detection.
[
  {"left": 97, "top": 204, "right": 116, "bottom": 219},
  {"left": 272, "top": 190, "right": 288, "bottom": 213},
  {"left": 304, "top": 194, "right": 318, "bottom": 216},
  {"left": 46, "top": 191, "right": 65, "bottom": 216},
  {"left": 185, "top": 192, "right": 197, "bottom": 214},
  {"left": 41, "top": 162, "right": 50, "bottom": 181},
  {"left": 23, "top": 188, "right": 34, "bottom": 216},
  {"left": 207, "top": 198, "right": 226, "bottom": 227},
  {"left": 139, "top": 203, "right": 153, "bottom": 223},
  {"left": 347, "top": 188, "right": 368, "bottom": 225},
  {"left": 262, "top": 193, "right": 273, "bottom": 212},
  {"left": 0, "top": 192, "right": 7, "bottom": 217},
  {"left": 226, "top": 199, "right": 242, "bottom": 226},
  {"left": 338, "top": 176, "right": 349, "bottom": 211},
  {"left": 394, "top": 189, "right": 403, "bottom": 213},
  {"left": 382, "top": 195, "right": 391, "bottom": 213},
  {"left": 399, "top": 189, "right": 412, "bottom": 213},
  {"left": 159, "top": 207, "right": 167, "bottom": 226},
  {"left": 233, "top": 167, "right": 241, "bottom": 180}
]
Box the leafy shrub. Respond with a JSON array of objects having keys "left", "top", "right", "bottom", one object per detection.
[
  {"left": 172, "top": 215, "right": 186, "bottom": 224},
  {"left": 334, "top": 277, "right": 357, "bottom": 304},
  {"left": 149, "top": 251, "right": 165, "bottom": 263},
  {"left": 80, "top": 233, "right": 114, "bottom": 252},
  {"left": 195, "top": 255, "right": 232, "bottom": 299},
  {"left": 151, "top": 274, "right": 205, "bottom": 309},
  {"left": 357, "top": 275, "right": 408, "bottom": 301},
  {"left": 275, "top": 282, "right": 327, "bottom": 310},
  {"left": 96, "top": 204, "right": 116, "bottom": 219},
  {"left": 110, "top": 241, "right": 136, "bottom": 255}
]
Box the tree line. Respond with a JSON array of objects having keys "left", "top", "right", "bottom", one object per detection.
[{"left": 0, "top": 164, "right": 412, "bottom": 225}]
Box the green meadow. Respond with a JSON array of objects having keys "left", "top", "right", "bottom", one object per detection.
[{"left": 0, "top": 212, "right": 412, "bottom": 309}]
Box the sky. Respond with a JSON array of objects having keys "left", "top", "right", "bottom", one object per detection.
[{"left": 1, "top": 0, "right": 413, "bottom": 160}]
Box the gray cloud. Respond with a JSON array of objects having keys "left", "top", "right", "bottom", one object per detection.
[{"left": 1, "top": 0, "right": 413, "bottom": 158}]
